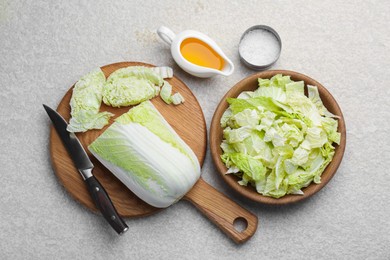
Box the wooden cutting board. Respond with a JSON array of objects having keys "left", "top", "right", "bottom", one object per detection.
[{"left": 49, "top": 62, "right": 257, "bottom": 243}]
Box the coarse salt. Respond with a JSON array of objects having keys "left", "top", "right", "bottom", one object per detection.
[{"left": 239, "top": 28, "right": 281, "bottom": 66}]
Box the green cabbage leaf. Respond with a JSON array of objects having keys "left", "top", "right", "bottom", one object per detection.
[
  {"left": 67, "top": 68, "right": 113, "bottom": 132},
  {"left": 103, "top": 66, "right": 163, "bottom": 107}
]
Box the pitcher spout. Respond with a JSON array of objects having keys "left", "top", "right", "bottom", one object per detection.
[{"left": 218, "top": 58, "right": 234, "bottom": 76}]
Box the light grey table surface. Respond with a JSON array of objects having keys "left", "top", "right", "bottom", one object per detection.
[{"left": 1, "top": 0, "right": 389, "bottom": 259}]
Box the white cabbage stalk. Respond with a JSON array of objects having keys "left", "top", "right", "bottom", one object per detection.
[
  {"left": 88, "top": 101, "right": 200, "bottom": 208},
  {"left": 171, "top": 93, "right": 185, "bottom": 105},
  {"left": 151, "top": 66, "right": 173, "bottom": 79},
  {"left": 160, "top": 80, "right": 173, "bottom": 104}
]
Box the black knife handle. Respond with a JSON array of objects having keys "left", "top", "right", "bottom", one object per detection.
[{"left": 85, "top": 176, "right": 129, "bottom": 235}]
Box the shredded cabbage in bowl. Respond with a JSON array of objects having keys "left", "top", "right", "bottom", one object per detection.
[{"left": 220, "top": 74, "right": 341, "bottom": 198}]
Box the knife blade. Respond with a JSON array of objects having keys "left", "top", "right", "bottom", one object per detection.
[{"left": 43, "top": 104, "right": 128, "bottom": 235}]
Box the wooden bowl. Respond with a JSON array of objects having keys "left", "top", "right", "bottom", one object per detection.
[{"left": 210, "top": 70, "right": 346, "bottom": 205}]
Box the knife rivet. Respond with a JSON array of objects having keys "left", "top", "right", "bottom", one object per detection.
[
  {"left": 111, "top": 216, "right": 116, "bottom": 220},
  {"left": 95, "top": 187, "right": 100, "bottom": 192}
]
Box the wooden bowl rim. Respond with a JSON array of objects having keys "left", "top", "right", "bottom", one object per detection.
[{"left": 210, "top": 70, "right": 346, "bottom": 205}]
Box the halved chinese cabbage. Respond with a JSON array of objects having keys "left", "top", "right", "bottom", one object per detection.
[{"left": 88, "top": 101, "right": 200, "bottom": 208}]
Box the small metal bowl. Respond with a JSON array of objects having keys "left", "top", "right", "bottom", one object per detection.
[{"left": 238, "top": 25, "right": 282, "bottom": 70}]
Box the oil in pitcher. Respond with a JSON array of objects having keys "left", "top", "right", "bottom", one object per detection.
[
  {"left": 180, "top": 38, "right": 225, "bottom": 71},
  {"left": 157, "top": 26, "right": 234, "bottom": 78}
]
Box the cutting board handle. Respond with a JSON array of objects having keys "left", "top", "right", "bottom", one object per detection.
[{"left": 184, "top": 178, "right": 258, "bottom": 243}]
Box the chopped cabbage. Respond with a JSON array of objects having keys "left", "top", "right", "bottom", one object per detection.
[
  {"left": 220, "top": 74, "right": 340, "bottom": 198},
  {"left": 88, "top": 101, "right": 200, "bottom": 208},
  {"left": 67, "top": 66, "right": 179, "bottom": 131},
  {"left": 67, "top": 68, "right": 113, "bottom": 132},
  {"left": 160, "top": 80, "right": 173, "bottom": 104},
  {"left": 171, "top": 93, "right": 185, "bottom": 105}
]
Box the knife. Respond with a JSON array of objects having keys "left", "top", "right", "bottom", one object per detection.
[{"left": 43, "top": 104, "right": 128, "bottom": 235}]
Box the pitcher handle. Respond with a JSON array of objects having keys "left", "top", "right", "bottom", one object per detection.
[{"left": 157, "top": 26, "right": 176, "bottom": 45}]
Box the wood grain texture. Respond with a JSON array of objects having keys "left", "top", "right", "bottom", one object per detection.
[
  {"left": 49, "top": 62, "right": 258, "bottom": 243},
  {"left": 184, "top": 178, "right": 258, "bottom": 243},
  {"left": 210, "top": 70, "right": 346, "bottom": 205}
]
